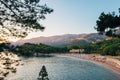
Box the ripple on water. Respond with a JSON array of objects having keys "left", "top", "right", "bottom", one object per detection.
[{"left": 6, "top": 56, "right": 120, "bottom": 80}]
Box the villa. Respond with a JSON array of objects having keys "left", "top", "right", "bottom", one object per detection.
[{"left": 70, "top": 49, "right": 84, "bottom": 53}]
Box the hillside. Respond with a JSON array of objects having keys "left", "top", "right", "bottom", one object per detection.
[
  {"left": 69, "top": 33, "right": 106, "bottom": 46},
  {"left": 11, "top": 33, "right": 106, "bottom": 47}
]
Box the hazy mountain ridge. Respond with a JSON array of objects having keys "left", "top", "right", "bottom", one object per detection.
[
  {"left": 11, "top": 33, "right": 106, "bottom": 47},
  {"left": 68, "top": 33, "right": 106, "bottom": 46}
]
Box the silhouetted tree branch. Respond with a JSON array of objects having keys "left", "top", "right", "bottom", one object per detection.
[
  {"left": 95, "top": 9, "right": 120, "bottom": 38},
  {"left": 0, "top": 0, "right": 53, "bottom": 40}
]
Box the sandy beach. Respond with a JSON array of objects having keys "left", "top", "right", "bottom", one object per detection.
[{"left": 53, "top": 53, "right": 120, "bottom": 74}]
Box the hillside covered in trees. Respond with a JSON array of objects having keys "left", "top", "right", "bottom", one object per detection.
[
  {"left": 13, "top": 43, "right": 68, "bottom": 56},
  {"left": 76, "top": 38, "right": 120, "bottom": 56},
  {"left": 0, "top": 38, "right": 120, "bottom": 57}
]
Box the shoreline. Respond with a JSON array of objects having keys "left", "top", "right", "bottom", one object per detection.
[
  {"left": 52, "top": 53, "right": 120, "bottom": 74},
  {"left": 2, "top": 53, "right": 120, "bottom": 79}
]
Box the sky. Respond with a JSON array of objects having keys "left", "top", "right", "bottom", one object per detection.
[{"left": 26, "top": 0, "right": 120, "bottom": 38}]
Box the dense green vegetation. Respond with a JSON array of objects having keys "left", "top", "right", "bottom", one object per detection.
[
  {"left": 13, "top": 43, "right": 68, "bottom": 56},
  {"left": 0, "top": 38, "right": 120, "bottom": 56},
  {"left": 66, "top": 38, "right": 120, "bottom": 56},
  {"left": 0, "top": 42, "right": 68, "bottom": 56},
  {"left": 0, "top": 43, "right": 11, "bottom": 52},
  {"left": 77, "top": 38, "right": 120, "bottom": 56}
]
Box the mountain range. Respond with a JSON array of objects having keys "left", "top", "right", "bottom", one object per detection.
[{"left": 11, "top": 33, "right": 106, "bottom": 47}]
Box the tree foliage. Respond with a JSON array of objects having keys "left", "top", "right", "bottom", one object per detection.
[
  {"left": 95, "top": 8, "right": 120, "bottom": 37},
  {"left": 38, "top": 65, "right": 49, "bottom": 80},
  {"left": 84, "top": 38, "right": 120, "bottom": 56},
  {"left": 67, "top": 38, "right": 120, "bottom": 56},
  {"left": 12, "top": 43, "right": 68, "bottom": 56},
  {"left": 0, "top": 42, "right": 10, "bottom": 52},
  {"left": 0, "top": 0, "right": 53, "bottom": 39},
  {"left": 102, "top": 45, "right": 119, "bottom": 56}
]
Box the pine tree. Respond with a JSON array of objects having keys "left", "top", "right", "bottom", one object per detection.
[{"left": 38, "top": 65, "right": 49, "bottom": 80}]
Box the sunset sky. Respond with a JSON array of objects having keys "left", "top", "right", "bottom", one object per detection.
[{"left": 26, "top": 0, "right": 120, "bottom": 38}]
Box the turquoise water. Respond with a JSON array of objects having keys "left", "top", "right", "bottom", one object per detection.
[{"left": 7, "top": 56, "right": 120, "bottom": 80}]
